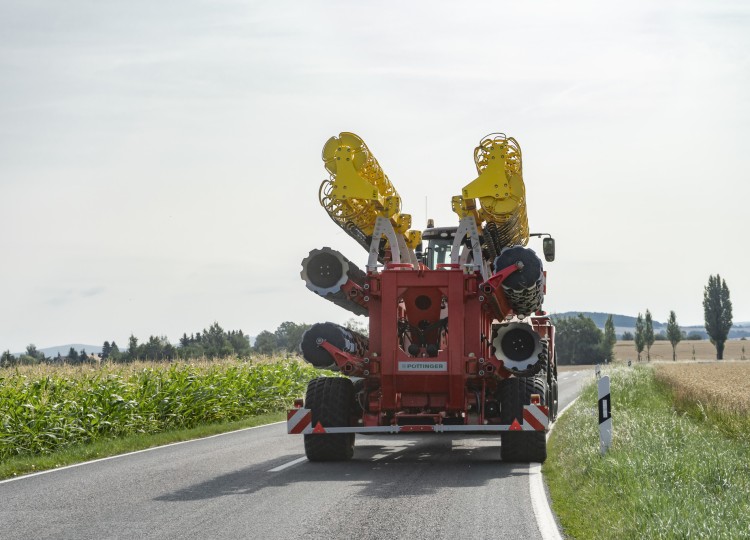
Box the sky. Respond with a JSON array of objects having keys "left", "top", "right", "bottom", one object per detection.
[{"left": 1, "top": 0, "right": 749, "bottom": 352}]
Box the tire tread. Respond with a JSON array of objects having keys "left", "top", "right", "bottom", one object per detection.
[{"left": 304, "top": 377, "right": 355, "bottom": 461}]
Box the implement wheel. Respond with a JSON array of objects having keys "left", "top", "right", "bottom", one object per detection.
[
  {"left": 304, "top": 377, "right": 355, "bottom": 462},
  {"left": 499, "top": 375, "right": 548, "bottom": 463}
]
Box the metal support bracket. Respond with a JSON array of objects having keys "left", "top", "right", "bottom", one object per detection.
[
  {"left": 367, "top": 216, "right": 417, "bottom": 271},
  {"left": 450, "top": 216, "right": 487, "bottom": 281}
]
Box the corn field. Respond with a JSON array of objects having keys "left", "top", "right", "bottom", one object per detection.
[{"left": 0, "top": 358, "right": 321, "bottom": 460}]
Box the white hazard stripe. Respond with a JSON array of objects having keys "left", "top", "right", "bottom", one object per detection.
[
  {"left": 287, "top": 406, "right": 549, "bottom": 434},
  {"left": 522, "top": 405, "right": 549, "bottom": 431},
  {"left": 287, "top": 408, "right": 313, "bottom": 434}
]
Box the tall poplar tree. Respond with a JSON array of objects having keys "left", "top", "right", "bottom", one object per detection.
[
  {"left": 634, "top": 313, "right": 645, "bottom": 362},
  {"left": 602, "top": 314, "right": 616, "bottom": 362},
  {"left": 644, "top": 310, "right": 655, "bottom": 362},
  {"left": 703, "top": 274, "right": 733, "bottom": 360},
  {"left": 666, "top": 310, "right": 682, "bottom": 361},
  {"left": 127, "top": 335, "right": 139, "bottom": 362}
]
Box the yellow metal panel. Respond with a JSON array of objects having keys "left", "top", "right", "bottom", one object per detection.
[
  {"left": 319, "top": 132, "right": 418, "bottom": 250},
  {"left": 453, "top": 134, "right": 529, "bottom": 247}
]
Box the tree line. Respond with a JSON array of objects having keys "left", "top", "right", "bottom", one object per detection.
[
  {"left": 251, "top": 319, "right": 366, "bottom": 355},
  {"left": 2, "top": 275, "right": 735, "bottom": 367},
  {"left": 555, "top": 274, "right": 735, "bottom": 364},
  {"left": 552, "top": 314, "right": 617, "bottom": 365},
  {"left": 1, "top": 318, "right": 365, "bottom": 368},
  {"left": 0, "top": 320, "right": 361, "bottom": 368},
  {"left": 2, "top": 322, "right": 252, "bottom": 367}
]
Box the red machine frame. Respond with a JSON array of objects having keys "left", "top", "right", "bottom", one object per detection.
[{"left": 290, "top": 261, "right": 554, "bottom": 434}]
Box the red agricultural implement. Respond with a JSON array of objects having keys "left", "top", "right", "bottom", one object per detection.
[{"left": 293, "top": 132, "right": 558, "bottom": 462}]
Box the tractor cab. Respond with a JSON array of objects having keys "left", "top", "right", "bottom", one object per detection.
[{"left": 419, "top": 225, "right": 458, "bottom": 269}]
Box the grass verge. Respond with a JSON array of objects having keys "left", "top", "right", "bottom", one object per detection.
[
  {"left": 0, "top": 411, "right": 285, "bottom": 481},
  {"left": 544, "top": 366, "right": 750, "bottom": 539}
]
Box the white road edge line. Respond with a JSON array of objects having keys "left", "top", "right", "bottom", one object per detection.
[
  {"left": 529, "top": 464, "right": 561, "bottom": 540},
  {"left": 268, "top": 456, "right": 307, "bottom": 472},
  {"left": 531, "top": 394, "right": 582, "bottom": 540},
  {"left": 0, "top": 421, "right": 286, "bottom": 485}
]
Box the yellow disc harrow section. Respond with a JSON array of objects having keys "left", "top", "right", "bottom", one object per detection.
[
  {"left": 319, "top": 132, "right": 419, "bottom": 250},
  {"left": 453, "top": 134, "right": 529, "bottom": 248}
]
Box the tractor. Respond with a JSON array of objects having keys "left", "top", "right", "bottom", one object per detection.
[{"left": 290, "top": 132, "right": 558, "bottom": 463}]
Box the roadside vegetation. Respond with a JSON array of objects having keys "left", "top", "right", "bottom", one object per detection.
[
  {"left": 551, "top": 313, "right": 616, "bottom": 365},
  {"left": 1, "top": 319, "right": 367, "bottom": 367},
  {"left": 0, "top": 358, "right": 324, "bottom": 479},
  {"left": 545, "top": 366, "right": 750, "bottom": 539}
]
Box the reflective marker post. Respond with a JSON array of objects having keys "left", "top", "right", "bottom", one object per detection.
[{"left": 598, "top": 375, "right": 612, "bottom": 455}]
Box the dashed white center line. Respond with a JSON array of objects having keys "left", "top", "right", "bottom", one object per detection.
[{"left": 268, "top": 456, "right": 307, "bottom": 472}]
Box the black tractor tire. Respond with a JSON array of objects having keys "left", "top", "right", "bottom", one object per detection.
[
  {"left": 304, "top": 377, "right": 356, "bottom": 461},
  {"left": 545, "top": 364, "right": 559, "bottom": 422},
  {"left": 549, "top": 374, "right": 559, "bottom": 422},
  {"left": 499, "top": 375, "right": 548, "bottom": 463}
]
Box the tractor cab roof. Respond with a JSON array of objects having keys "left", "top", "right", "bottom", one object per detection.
[{"left": 421, "top": 226, "right": 458, "bottom": 242}]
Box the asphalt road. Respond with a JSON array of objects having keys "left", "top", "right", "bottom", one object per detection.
[{"left": 1, "top": 369, "right": 591, "bottom": 540}]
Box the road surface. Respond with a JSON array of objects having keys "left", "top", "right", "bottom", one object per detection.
[{"left": 1, "top": 369, "right": 591, "bottom": 540}]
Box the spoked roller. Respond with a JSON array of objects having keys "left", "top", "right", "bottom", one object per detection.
[
  {"left": 492, "top": 322, "right": 545, "bottom": 376},
  {"left": 300, "top": 247, "right": 369, "bottom": 316},
  {"left": 493, "top": 245, "right": 544, "bottom": 316}
]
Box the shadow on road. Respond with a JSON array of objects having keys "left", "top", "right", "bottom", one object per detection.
[{"left": 155, "top": 435, "right": 530, "bottom": 503}]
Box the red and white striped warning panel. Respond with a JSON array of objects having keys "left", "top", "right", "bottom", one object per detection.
[
  {"left": 287, "top": 408, "right": 313, "bottom": 434},
  {"left": 522, "top": 404, "right": 549, "bottom": 431},
  {"left": 288, "top": 405, "right": 550, "bottom": 434}
]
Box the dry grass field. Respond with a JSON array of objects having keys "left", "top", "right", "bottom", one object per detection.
[
  {"left": 613, "top": 339, "right": 748, "bottom": 362},
  {"left": 654, "top": 361, "right": 750, "bottom": 416}
]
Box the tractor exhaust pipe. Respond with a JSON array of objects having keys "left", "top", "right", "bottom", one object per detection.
[
  {"left": 300, "top": 322, "right": 369, "bottom": 370},
  {"left": 492, "top": 322, "right": 545, "bottom": 376},
  {"left": 301, "top": 247, "right": 368, "bottom": 316}
]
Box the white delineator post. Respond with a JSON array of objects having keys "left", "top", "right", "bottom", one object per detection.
[{"left": 598, "top": 375, "right": 612, "bottom": 455}]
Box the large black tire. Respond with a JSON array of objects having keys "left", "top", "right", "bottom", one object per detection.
[
  {"left": 304, "top": 377, "right": 356, "bottom": 461},
  {"left": 546, "top": 342, "right": 559, "bottom": 422},
  {"left": 499, "top": 375, "right": 548, "bottom": 463},
  {"left": 548, "top": 370, "right": 559, "bottom": 422}
]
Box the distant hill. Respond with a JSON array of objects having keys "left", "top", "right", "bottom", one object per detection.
[
  {"left": 550, "top": 312, "right": 750, "bottom": 340},
  {"left": 551, "top": 311, "right": 665, "bottom": 329}
]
